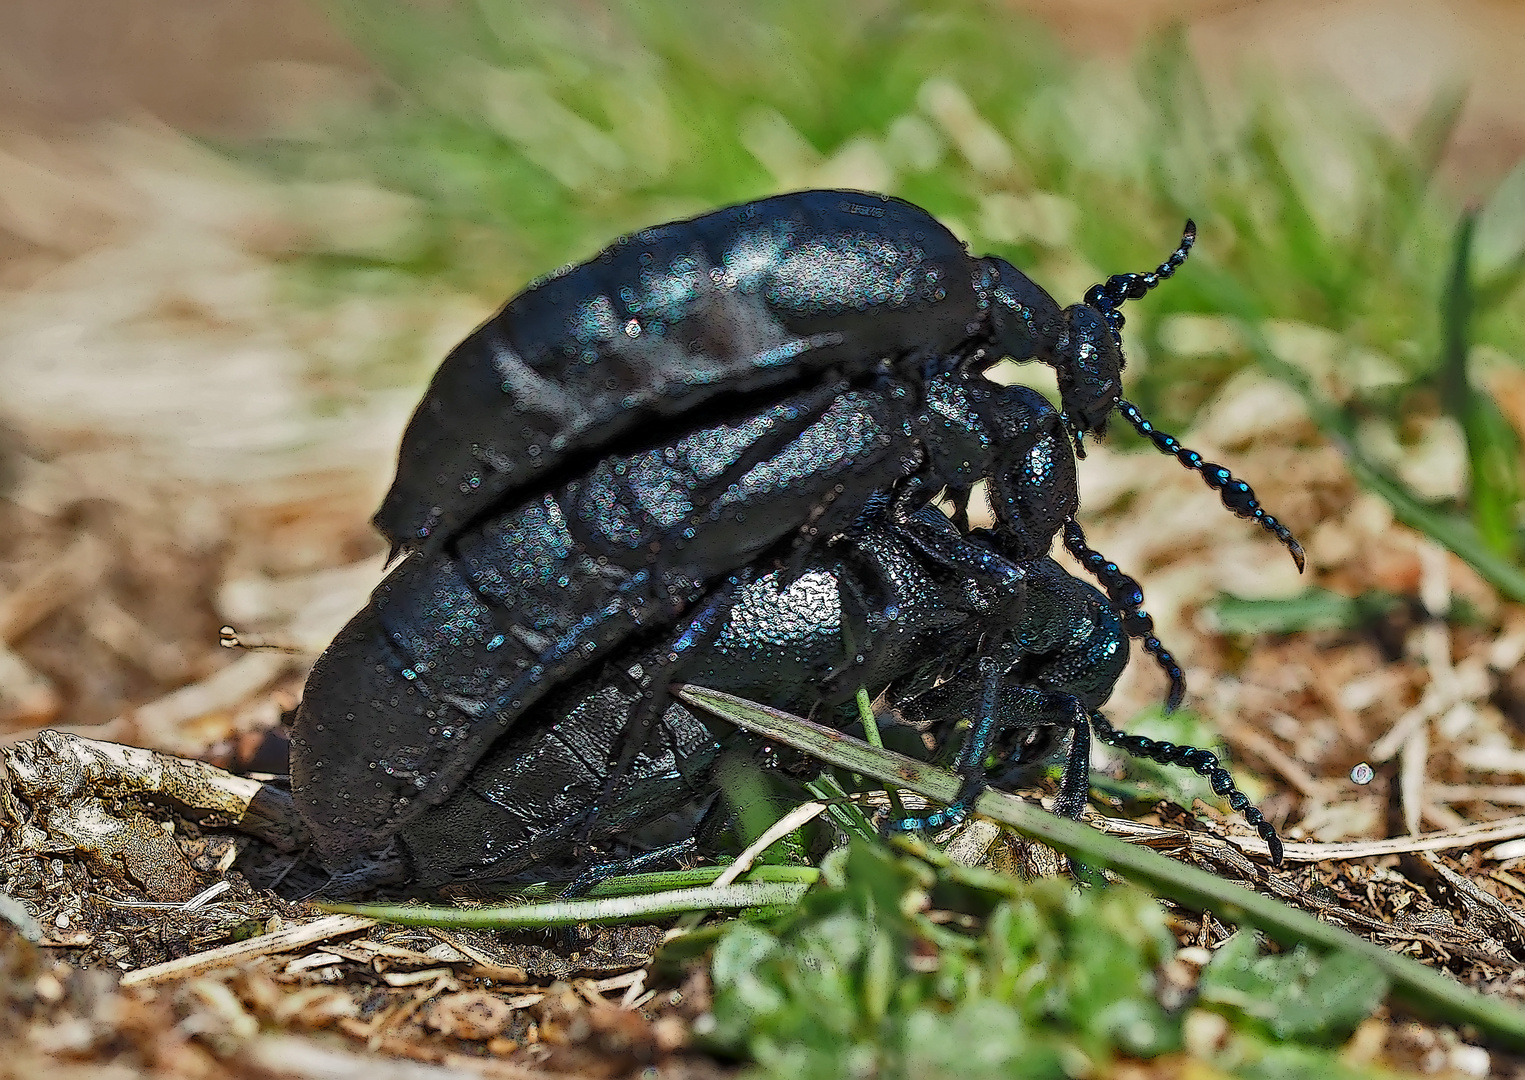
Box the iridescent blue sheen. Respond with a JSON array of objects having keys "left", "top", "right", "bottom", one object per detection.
[{"left": 376, "top": 191, "right": 977, "bottom": 551}]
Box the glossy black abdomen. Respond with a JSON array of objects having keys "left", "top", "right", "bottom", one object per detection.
[{"left": 376, "top": 190, "right": 979, "bottom": 551}]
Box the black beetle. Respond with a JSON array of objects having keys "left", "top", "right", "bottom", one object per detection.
[
  {"left": 293, "top": 191, "right": 1299, "bottom": 876},
  {"left": 303, "top": 498, "right": 1280, "bottom": 888},
  {"left": 372, "top": 505, "right": 1276, "bottom": 887},
  {"left": 377, "top": 190, "right": 1302, "bottom": 569}
]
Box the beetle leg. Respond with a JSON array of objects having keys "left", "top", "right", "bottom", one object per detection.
[
  {"left": 308, "top": 844, "right": 411, "bottom": 898},
  {"left": 685, "top": 377, "right": 855, "bottom": 510},
  {"left": 1060, "top": 517, "right": 1186, "bottom": 712},
  {"left": 890, "top": 648, "right": 1040, "bottom": 832},
  {"left": 581, "top": 570, "right": 755, "bottom": 842},
  {"left": 891, "top": 499, "right": 1031, "bottom": 599},
  {"left": 1050, "top": 704, "right": 1096, "bottom": 819},
  {"left": 555, "top": 379, "right": 854, "bottom": 574},
  {"left": 560, "top": 783, "right": 733, "bottom": 897},
  {"left": 561, "top": 836, "right": 700, "bottom": 898},
  {"left": 892, "top": 648, "right": 1104, "bottom": 832},
  {"left": 979, "top": 386, "right": 1080, "bottom": 562},
  {"left": 1090, "top": 711, "right": 1284, "bottom": 865},
  {"left": 889, "top": 650, "right": 1003, "bottom": 832}
]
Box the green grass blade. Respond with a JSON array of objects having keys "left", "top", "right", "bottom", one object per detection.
[
  {"left": 492, "top": 863, "right": 820, "bottom": 901},
  {"left": 1226, "top": 316, "right": 1525, "bottom": 601},
  {"left": 1442, "top": 211, "right": 1523, "bottom": 558}
]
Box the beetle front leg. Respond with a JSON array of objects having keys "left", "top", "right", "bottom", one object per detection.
[
  {"left": 888, "top": 481, "right": 1033, "bottom": 598},
  {"left": 892, "top": 658, "right": 1101, "bottom": 832},
  {"left": 889, "top": 651, "right": 1007, "bottom": 832}
]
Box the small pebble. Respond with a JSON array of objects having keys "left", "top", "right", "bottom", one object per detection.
[{"left": 1451, "top": 1044, "right": 1490, "bottom": 1078}]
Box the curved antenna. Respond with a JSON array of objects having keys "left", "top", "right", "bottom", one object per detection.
[
  {"left": 1084, "top": 220, "right": 1196, "bottom": 340},
  {"left": 1062, "top": 518, "right": 1185, "bottom": 712},
  {"left": 1091, "top": 711, "right": 1284, "bottom": 865},
  {"left": 1115, "top": 401, "right": 1306, "bottom": 572}
]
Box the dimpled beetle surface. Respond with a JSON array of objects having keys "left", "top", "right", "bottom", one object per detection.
[
  {"left": 349, "top": 505, "right": 1269, "bottom": 887},
  {"left": 292, "top": 190, "right": 1301, "bottom": 882}
]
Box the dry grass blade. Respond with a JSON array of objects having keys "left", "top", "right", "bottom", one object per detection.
[
  {"left": 323, "top": 881, "right": 811, "bottom": 929},
  {"left": 119, "top": 914, "right": 378, "bottom": 987}
]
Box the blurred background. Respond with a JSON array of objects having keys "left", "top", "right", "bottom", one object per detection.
[{"left": 0, "top": 0, "right": 1522, "bottom": 846}]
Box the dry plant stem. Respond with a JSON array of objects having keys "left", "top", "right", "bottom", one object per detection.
[
  {"left": 1401, "top": 721, "right": 1430, "bottom": 837},
  {"left": 120, "top": 914, "right": 378, "bottom": 987},
  {"left": 943, "top": 818, "right": 1002, "bottom": 866},
  {"left": 1433, "top": 785, "right": 1525, "bottom": 804},
  {"left": 0, "top": 534, "right": 110, "bottom": 643},
  {"left": 323, "top": 881, "right": 811, "bottom": 929},
  {"left": 1092, "top": 813, "right": 1525, "bottom": 862},
  {"left": 1, "top": 730, "right": 308, "bottom": 851},
  {"left": 669, "top": 799, "right": 828, "bottom": 937},
  {"left": 673, "top": 685, "right": 1525, "bottom": 1051},
  {"left": 245, "top": 1032, "right": 576, "bottom": 1080},
  {"left": 1213, "top": 716, "right": 1325, "bottom": 799},
  {"left": 711, "top": 800, "right": 827, "bottom": 889}
]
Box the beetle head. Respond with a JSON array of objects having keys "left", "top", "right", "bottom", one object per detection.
[
  {"left": 982, "top": 222, "right": 1196, "bottom": 455},
  {"left": 1063, "top": 220, "right": 1197, "bottom": 451},
  {"left": 1053, "top": 302, "right": 1124, "bottom": 444}
]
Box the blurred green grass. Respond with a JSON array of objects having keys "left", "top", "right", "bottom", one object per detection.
[{"left": 239, "top": 0, "right": 1525, "bottom": 597}]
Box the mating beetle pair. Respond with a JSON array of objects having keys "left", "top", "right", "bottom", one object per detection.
[{"left": 290, "top": 190, "right": 1300, "bottom": 886}]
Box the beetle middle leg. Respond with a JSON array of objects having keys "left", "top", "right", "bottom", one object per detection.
[
  {"left": 580, "top": 570, "right": 758, "bottom": 842},
  {"left": 561, "top": 835, "right": 701, "bottom": 898},
  {"left": 890, "top": 655, "right": 1100, "bottom": 832}
]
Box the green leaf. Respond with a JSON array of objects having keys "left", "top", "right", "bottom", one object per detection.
[
  {"left": 678, "top": 685, "right": 1525, "bottom": 1053},
  {"left": 1200, "top": 931, "right": 1391, "bottom": 1044},
  {"left": 1209, "top": 589, "right": 1400, "bottom": 635},
  {"left": 711, "top": 922, "right": 779, "bottom": 990},
  {"left": 1475, "top": 158, "right": 1525, "bottom": 286},
  {"left": 1441, "top": 211, "right": 1523, "bottom": 559}
]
